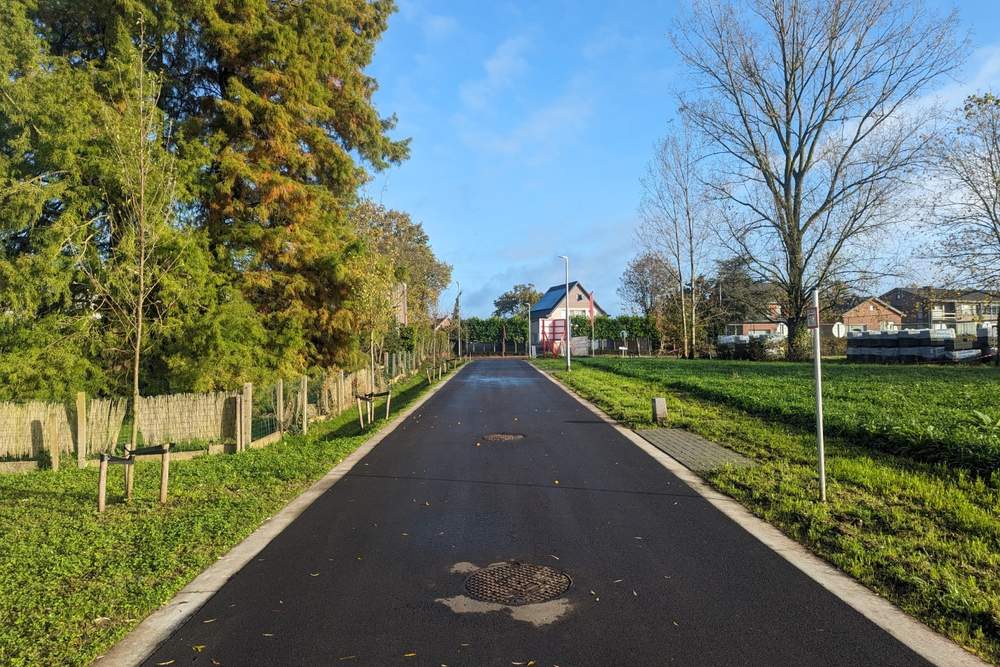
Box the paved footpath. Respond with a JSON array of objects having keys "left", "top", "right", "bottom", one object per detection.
[{"left": 144, "top": 360, "right": 927, "bottom": 666}]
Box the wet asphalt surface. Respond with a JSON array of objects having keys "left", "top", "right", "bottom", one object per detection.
[{"left": 143, "top": 359, "right": 927, "bottom": 666}]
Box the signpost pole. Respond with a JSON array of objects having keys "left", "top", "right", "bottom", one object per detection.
[{"left": 810, "top": 289, "right": 827, "bottom": 502}]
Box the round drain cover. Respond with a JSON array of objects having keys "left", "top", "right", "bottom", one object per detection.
[
  {"left": 464, "top": 561, "right": 571, "bottom": 605},
  {"left": 482, "top": 432, "right": 525, "bottom": 441}
]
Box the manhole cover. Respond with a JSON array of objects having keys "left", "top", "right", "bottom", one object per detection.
[
  {"left": 464, "top": 561, "right": 571, "bottom": 605},
  {"left": 482, "top": 432, "right": 524, "bottom": 441}
]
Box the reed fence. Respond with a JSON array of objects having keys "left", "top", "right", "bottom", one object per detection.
[{"left": 1, "top": 344, "right": 453, "bottom": 470}]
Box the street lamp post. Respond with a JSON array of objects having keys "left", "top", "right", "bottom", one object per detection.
[
  {"left": 456, "top": 281, "right": 461, "bottom": 359},
  {"left": 558, "top": 255, "right": 570, "bottom": 371}
]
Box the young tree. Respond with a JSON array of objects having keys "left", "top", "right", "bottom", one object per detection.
[
  {"left": 639, "top": 128, "right": 716, "bottom": 357},
  {"left": 618, "top": 251, "right": 682, "bottom": 352},
  {"left": 930, "top": 93, "right": 1000, "bottom": 363},
  {"left": 493, "top": 284, "right": 542, "bottom": 355},
  {"left": 83, "top": 31, "right": 180, "bottom": 451},
  {"left": 672, "top": 0, "right": 963, "bottom": 358}
]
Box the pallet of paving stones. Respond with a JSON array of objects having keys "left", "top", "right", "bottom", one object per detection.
[{"left": 847, "top": 329, "right": 984, "bottom": 364}]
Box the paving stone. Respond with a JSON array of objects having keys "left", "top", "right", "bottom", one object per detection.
[{"left": 637, "top": 428, "right": 753, "bottom": 472}]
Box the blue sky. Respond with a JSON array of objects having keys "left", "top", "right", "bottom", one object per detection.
[{"left": 364, "top": 1, "right": 1000, "bottom": 317}]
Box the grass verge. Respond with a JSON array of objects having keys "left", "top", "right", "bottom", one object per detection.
[
  {"left": 0, "top": 367, "right": 450, "bottom": 666},
  {"left": 534, "top": 357, "right": 1000, "bottom": 664}
]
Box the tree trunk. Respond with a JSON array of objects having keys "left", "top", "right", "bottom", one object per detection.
[{"left": 995, "top": 309, "right": 999, "bottom": 367}]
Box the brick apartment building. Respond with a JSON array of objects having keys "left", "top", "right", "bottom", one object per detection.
[
  {"left": 840, "top": 297, "right": 903, "bottom": 332},
  {"left": 880, "top": 287, "right": 999, "bottom": 334}
]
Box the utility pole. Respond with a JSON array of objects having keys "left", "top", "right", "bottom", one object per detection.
[{"left": 559, "top": 255, "right": 570, "bottom": 371}]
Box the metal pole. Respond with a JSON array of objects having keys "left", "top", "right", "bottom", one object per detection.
[
  {"left": 526, "top": 303, "right": 531, "bottom": 358},
  {"left": 456, "top": 281, "right": 461, "bottom": 359},
  {"left": 560, "top": 255, "right": 570, "bottom": 370},
  {"left": 812, "top": 289, "right": 827, "bottom": 502}
]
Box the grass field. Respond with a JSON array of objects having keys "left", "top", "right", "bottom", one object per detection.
[
  {"left": 535, "top": 356, "right": 1000, "bottom": 664},
  {"left": 0, "top": 367, "right": 450, "bottom": 667}
]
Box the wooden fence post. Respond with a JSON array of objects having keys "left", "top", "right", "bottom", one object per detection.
[
  {"left": 300, "top": 375, "right": 308, "bottom": 435},
  {"left": 321, "top": 372, "right": 330, "bottom": 416},
  {"left": 50, "top": 421, "right": 60, "bottom": 472},
  {"left": 242, "top": 382, "right": 253, "bottom": 449},
  {"left": 98, "top": 454, "right": 108, "bottom": 512},
  {"left": 276, "top": 379, "right": 284, "bottom": 435},
  {"left": 235, "top": 396, "right": 244, "bottom": 452},
  {"left": 76, "top": 391, "right": 87, "bottom": 469},
  {"left": 159, "top": 444, "right": 170, "bottom": 504}
]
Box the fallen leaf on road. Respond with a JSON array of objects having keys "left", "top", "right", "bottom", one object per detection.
[
  {"left": 202, "top": 618, "right": 216, "bottom": 624},
  {"left": 553, "top": 480, "right": 559, "bottom": 485},
  {"left": 338, "top": 656, "right": 356, "bottom": 661},
  {"left": 632, "top": 590, "right": 638, "bottom": 597},
  {"left": 310, "top": 572, "right": 320, "bottom": 577},
  {"left": 156, "top": 661, "right": 175, "bottom": 666},
  {"left": 404, "top": 652, "right": 416, "bottom": 657},
  {"left": 192, "top": 645, "right": 205, "bottom": 653},
  {"left": 263, "top": 633, "right": 274, "bottom": 637},
  {"left": 613, "top": 579, "right": 623, "bottom": 583},
  {"left": 547, "top": 554, "right": 560, "bottom": 560},
  {"left": 211, "top": 660, "right": 221, "bottom": 665}
]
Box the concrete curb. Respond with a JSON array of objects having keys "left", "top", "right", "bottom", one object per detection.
[
  {"left": 533, "top": 365, "right": 988, "bottom": 667},
  {"left": 96, "top": 368, "right": 463, "bottom": 667}
]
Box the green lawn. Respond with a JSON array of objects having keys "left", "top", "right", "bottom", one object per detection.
[
  {"left": 0, "top": 367, "right": 451, "bottom": 667},
  {"left": 535, "top": 356, "right": 1000, "bottom": 664}
]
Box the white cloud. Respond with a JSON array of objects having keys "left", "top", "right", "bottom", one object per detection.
[
  {"left": 456, "top": 79, "right": 593, "bottom": 160},
  {"left": 914, "top": 43, "right": 1000, "bottom": 111},
  {"left": 459, "top": 36, "right": 530, "bottom": 110},
  {"left": 422, "top": 14, "right": 458, "bottom": 40}
]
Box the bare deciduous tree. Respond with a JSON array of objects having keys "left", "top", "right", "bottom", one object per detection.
[
  {"left": 639, "top": 128, "right": 717, "bottom": 357},
  {"left": 672, "top": 0, "right": 963, "bottom": 357},
  {"left": 929, "top": 93, "right": 1000, "bottom": 362}
]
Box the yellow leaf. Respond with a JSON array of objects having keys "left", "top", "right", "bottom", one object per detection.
[{"left": 192, "top": 644, "right": 205, "bottom": 653}]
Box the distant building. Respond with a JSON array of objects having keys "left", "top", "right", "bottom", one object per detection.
[
  {"left": 840, "top": 297, "right": 903, "bottom": 333},
  {"left": 530, "top": 281, "right": 607, "bottom": 348},
  {"left": 880, "top": 287, "right": 998, "bottom": 334},
  {"left": 725, "top": 303, "right": 787, "bottom": 336}
]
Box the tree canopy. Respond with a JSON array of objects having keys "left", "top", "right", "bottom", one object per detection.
[{"left": 0, "top": 0, "right": 449, "bottom": 399}]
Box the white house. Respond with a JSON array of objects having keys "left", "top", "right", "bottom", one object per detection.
[{"left": 530, "top": 281, "right": 607, "bottom": 353}]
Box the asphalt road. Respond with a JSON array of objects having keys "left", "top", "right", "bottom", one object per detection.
[{"left": 144, "top": 359, "right": 927, "bottom": 666}]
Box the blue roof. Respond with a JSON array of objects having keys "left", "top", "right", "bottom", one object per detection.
[{"left": 530, "top": 281, "right": 608, "bottom": 317}]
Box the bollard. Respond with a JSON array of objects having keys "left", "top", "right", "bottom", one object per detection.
[{"left": 651, "top": 397, "right": 668, "bottom": 425}]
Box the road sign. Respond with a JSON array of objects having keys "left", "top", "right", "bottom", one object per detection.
[
  {"left": 832, "top": 322, "right": 847, "bottom": 338},
  {"left": 807, "top": 304, "right": 819, "bottom": 329}
]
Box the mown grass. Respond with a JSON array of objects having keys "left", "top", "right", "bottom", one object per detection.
[
  {"left": 0, "top": 367, "right": 451, "bottom": 667},
  {"left": 535, "top": 357, "right": 1000, "bottom": 664},
  {"left": 573, "top": 357, "right": 1000, "bottom": 473}
]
